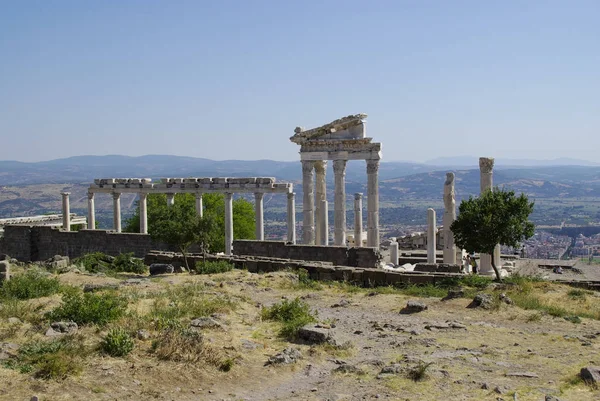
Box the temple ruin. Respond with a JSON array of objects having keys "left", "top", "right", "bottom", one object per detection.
[{"left": 290, "top": 114, "right": 382, "bottom": 247}]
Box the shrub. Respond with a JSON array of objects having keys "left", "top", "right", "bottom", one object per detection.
[
  {"left": 407, "top": 361, "right": 433, "bottom": 382},
  {"left": 0, "top": 270, "right": 61, "bottom": 300},
  {"left": 112, "top": 253, "right": 147, "bottom": 274},
  {"left": 261, "top": 298, "right": 317, "bottom": 338},
  {"left": 194, "top": 260, "right": 234, "bottom": 275},
  {"left": 48, "top": 292, "right": 127, "bottom": 326},
  {"left": 152, "top": 327, "right": 223, "bottom": 366},
  {"left": 101, "top": 327, "right": 134, "bottom": 357},
  {"left": 74, "top": 252, "right": 114, "bottom": 273}
]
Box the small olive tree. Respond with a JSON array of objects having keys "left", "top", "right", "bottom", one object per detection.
[{"left": 450, "top": 188, "right": 535, "bottom": 281}]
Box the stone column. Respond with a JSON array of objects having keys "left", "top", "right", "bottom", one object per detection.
[
  {"left": 333, "top": 159, "right": 347, "bottom": 246},
  {"left": 254, "top": 192, "right": 264, "bottom": 241},
  {"left": 354, "top": 193, "right": 363, "bottom": 247},
  {"left": 479, "top": 157, "right": 498, "bottom": 275},
  {"left": 61, "top": 192, "right": 71, "bottom": 231},
  {"left": 112, "top": 192, "right": 122, "bottom": 233},
  {"left": 87, "top": 192, "right": 95, "bottom": 230},
  {"left": 166, "top": 193, "right": 175, "bottom": 207},
  {"left": 139, "top": 193, "right": 148, "bottom": 234},
  {"left": 224, "top": 192, "right": 233, "bottom": 255},
  {"left": 427, "top": 208, "right": 436, "bottom": 263},
  {"left": 195, "top": 193, "right": 203, "bottom": 218},
  {"left": 366, "top": 159, "right": 380, "bottom": 247},
  {"left": 319, "top": 199, "right": 329, "bottom": 245},
  {"left": 287, "top": 192, "right": 296, "bottom": 244},
  {"left": 443, "top": 172, "right": 457, "bottom": 264},
  {"left": 390, "top": 241, "right": 399, "bottom": 266},
  {"left": 314, "top": 161, "right": 327, "bottom": 245},
  {"left": 301, "top": 160, "right": 315, "bottom": 244}
]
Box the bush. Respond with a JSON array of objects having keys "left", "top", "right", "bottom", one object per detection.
[
  {"left": 48, "top": 292, "right": 127, "bottom": 326},
  {"left": 0, "top": 270, "right": 61, "bottom": 300},
  {"left": 407, "top": 361, "right": 433, "bottom": 382},
  {"left": 74, "top": 252, "right": 147, "bottom": 274},
  {"left": 112, "top": 253, "right": 147, "bottom": 274},
  {"left": 152, "top": 327, "right": 224, "bottom": 367},
  {"left": 261, "top": 297, "right": 317, "bottom": 338},
  {"left": 101, "top": 327, "right": 134, "bottom": 357},
  {"left": 74, "top": 252, "right": 114, "bottom": 273},
  {"left": 194, "top": 260, "right": 234, "bottom": 275}
]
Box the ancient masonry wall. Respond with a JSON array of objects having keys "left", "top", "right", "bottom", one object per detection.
[
  {"left": 0, "top": 226, "right": 170, "bottom": 261},
  {"left": 232, "top": 240, "right": 382, "bottom": 268}
]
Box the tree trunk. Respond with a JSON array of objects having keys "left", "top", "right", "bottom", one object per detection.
[
  {"left": 490, "top": 251, "right": 502, "bottom": 282},
  {"left": 180, "top": 246, "right": 190, "bottom": 272}
]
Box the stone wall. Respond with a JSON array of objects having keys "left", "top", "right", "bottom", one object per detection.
[
  {"left": 0, "top": 225, "right": 170, "bottom": 262},
  {"left": 232, "top": 240, "right": 382, "bottom": 268}
]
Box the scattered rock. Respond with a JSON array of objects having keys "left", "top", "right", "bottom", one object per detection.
[
  {"left": 83, "top": 283, "right": 119, "bottom": 293},
  {"left": 333, "top": 364, "right": 364, "bottom": 375},
  {"left": 190, "top": 317, "right": 223, "bottom": 330},
  {"left": 46, "top": 255, "right": 70, "bottom": 270},
  {"left": 149, "top": 263, "right": 174, "bottom": 275},
  {"left": 7, "top": 317, "right": 22, "bottom": 325},
  {"left": 136, "top": 330, "right": 150, "bottom": 340},
  {"left": 494, "top": 385, "right": 510, "bottom": 394},
  {"left": 122, "top": 278, "right": 150, "bottom": 286},
  {"left": 442, "top": 288, "right": 464, "bottom": 301},
  {"left": 331, "top": 299, "right": 351, "bottom": 308},
  {"left": 481, "top": 383, "right": 490, "bottom": 390},
  {"left": 30, "top": 396, "right": 39, "bottom": 401},
  {"left": 468, "top": 293, "right": 494, "bottom": 309},
  {"left": 297, "top": 325, "right": 337, "bottom": 345},
  {"left": 46, "top": 321, "right": 78, "bottom": 336},
  {"left": 400, "top": 300, "right": 428, "bottom": 314},
  {"left": 505, "top": 372, "right": 539, "bottom": 378},
  {"left": 425, "top": 321, "right": 466, "bottom": 331},
  {"left": 580, "top": 366, "right": 600, "bottom": 384},
  {"left": 0, "top": 343, "right": 20, "bottom": 360},
  {"left": 172, "top": 265, "right": 188, "bottom": 274},
  {"left": 241, "top": 339, "right": 261, "bottom": 350},
  {"left": 499, "top": 293, "right": 513, "bottom": 305},
  {"left": 265, "top": 348, "right": 302, "bottom": 365},
  {"left": 545, "top": 396, "right": 562, "bottom": 401}
]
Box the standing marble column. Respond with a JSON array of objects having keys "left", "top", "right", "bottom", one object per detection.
[
  {"left": 254, "top": 192, "right": 264, "bottom": 241},
  {"left": 320, "top": 200, "right": 329, "bottom": 245},
  {"left": 479, "top": 157, "right": 498, "bottom": 275},
  {"left": 301, "top": 161, "right": 315, "bottom": 244},
  {"left": 61, "top": 192, "right": 71, "bottom": 231},
  {"left": 443, "top": 173, "right": 457, "bottom": 264},
  {"left": 390, "top": 241, "right": 399, "bottom": 265},
  {"left": 366, "top": 159, "right": 380, "bottom": 247},
  {"left": 314, "top": 161, "right": 327, "bottom": 245},
  {"left": 112, "top": 192, "right": 122, "bottom": 233},
  {"left": 195, "top": 193, "right": 203, "bottom": 218},
  {"left": 354, "top": 193, "right": 363, "bottom": 247},
  {"left": 427, "top": 208, "right": 436, "bottom": 263},
  {"left": 139, "top": 193, "right": 148, "bottom": 234},
  {"left": 224, "top": 192, "right": 233, "bottom": 255},
  {"left": 87, "top": 192, "right": 95, "bottom": 230},
  {"left": 166, "top": 193, "right": 175, "bottom": 207},
  {"left": 333, "top": 159, "right": 347, "bottom": 246},
  {"left": 287, "top": 192, "right": 296, "bottom": 244}
]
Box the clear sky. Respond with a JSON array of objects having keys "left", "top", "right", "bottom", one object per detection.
[{"left": 1, "top": 0, "right": 598, "bottom": 163}]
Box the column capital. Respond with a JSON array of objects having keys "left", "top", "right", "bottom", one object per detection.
[
  {"left": 87, "top": 191, "right": 95, "bottom": 200},
  {"left": 254, "top": 192, "right": 264, "bottom": 200},
  {"left": 139, "top": 192, "right": 148, "bottom": 199},
  {"left": 332, "top": 159, "right": 347, "bottom": 174},
  {"left": 287, "top": 192, "right": 295, "bottom": 200},
  {"left": 366, "top": 159, "right": 380, "bottom": 174},
  {"left": 301, "top": 160, "right": 315, "bottom": 174},
  {"left": 112, "top": 192, "right": 121, "bottom": 200},
  {"left": 61, "top": 192, "right": 71, "bottom": 196},
  {"left": 354, "top": 192, "right": 363, "bottom": 200},
  {"left": 479, "top": 157, "right": 494, "bottom": 173},
  {"left": 314, "top": 160, "right": 327, "bottom": 174}
]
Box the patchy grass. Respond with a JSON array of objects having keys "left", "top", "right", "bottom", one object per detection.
[
  {"left": 261, "top": 297, "right": 317, "bottom": 338},
  {"left": 194, "top": 260, "right": 234, "bottom": 275},
  {"left": 407, "top": 361, "right": 433, "bottom": 382},
  {"left": 47, "top": 291, "right": 128, "bottom": 326},
  {"left": 567, "top": 289, "right": 592, "bottom": 300},
  {"left": 0, "top": 270, "right": 61, "bottom": 300},
  {"left": 0, "top": 298, "right": 45, "bottom": 324}
]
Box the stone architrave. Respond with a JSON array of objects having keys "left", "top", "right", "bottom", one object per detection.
[
  {"left": 333, "top": 159, "right": 347, "bottom": 246},
  {"left": 479, "top": 157, "right": 499, "bottom": 275},
  {"left": 112, "top": 192, "right": 122, "bottom": 233},
  {"left": 366, "top": 159, "right": 380, "bottom": 247},
  {"left": 87, "top": 192, "right": 95, "bottom": 230},
  {"left": 61, "top": 192, "right": 71, "bottom": 231},
  {"left": 314, "top": 161, "right": 327, "bottom": 245},
  {"left": 354, "top": 193, "right": 363, "bottom": 247},
  {"left": 224, "top": 192, "right": 233, "bottom": 255},
  {"left": 287, "top": 192, "right": 296, "bottom": 244},
  {"left": 443, "top": 173, "right": 457, "bottom": 264},
  {"left": 427, "top": 208, "right": 436, "bottom": 263},
  {"left": 139, "top": 193, "right": 148, "bottom": 234},
  {"left": 254, "top": 192, "right": 264, "bottom": 241},
  {"left": 320, "top": 199, "right": 329, "bottom": 245},
  {"left": 301, "top": 161, "right": 315, "bottom": 244}
]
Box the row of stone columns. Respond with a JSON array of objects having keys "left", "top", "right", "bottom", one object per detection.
[{"left": 301, "top": 159, "right": 379, "bottom": 248}]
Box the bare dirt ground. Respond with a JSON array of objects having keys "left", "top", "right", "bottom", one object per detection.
[{"left": 2, "top": 268, "right": 600, "bottom": 401}]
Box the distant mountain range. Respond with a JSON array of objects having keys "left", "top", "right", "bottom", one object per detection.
[{"left": 1, "top": 154, "right": 599, "bottom": 187}]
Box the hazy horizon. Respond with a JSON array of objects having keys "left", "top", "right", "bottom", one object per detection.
[{"left": 1, "top": 1, "right": 599, "bottom": 163}]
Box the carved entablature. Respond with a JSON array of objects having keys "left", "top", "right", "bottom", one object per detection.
[
  {"left": 290, "top": 114, "right": 368, "bottom": 144},
  {"left": 300, "top": 139, "right": 380, "bottom": 153},
  {"left": 479, "top": 157, "right": 495, "bottom": 174}
]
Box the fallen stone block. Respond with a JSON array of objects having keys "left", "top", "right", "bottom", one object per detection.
[
  {"left": 46, "top": 321, "right": 78, "bottom": 337},
  {"left": 468, "top": 293, "right": 494, "bottom": 309},
  {"left": 580, "top": 366, "right": 600, "bottom": 384},
  {"left": 400, "top": 300, "right": 428, "bottom": 314},
  {"left": 149, "top": 263, "right": 174, "bottom": 275},
  {"left": 297, "top": 325, "right": 337, "bottom": 345}
]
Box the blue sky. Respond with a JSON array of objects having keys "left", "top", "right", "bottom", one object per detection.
[{"left": 1, "top": 0, "right": 598, "bottom": 163}]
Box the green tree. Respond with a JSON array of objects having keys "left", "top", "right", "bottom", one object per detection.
[
  {"left": 450, "top": 188, "right": 535, "bottom": 281},
  {"left": 124, "top": 193, "right": 255, "bottom": 253}
]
